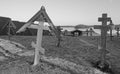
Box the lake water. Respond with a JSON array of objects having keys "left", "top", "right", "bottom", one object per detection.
[{"left": 62, "top": 27, "right": 117, "bottom": 35}]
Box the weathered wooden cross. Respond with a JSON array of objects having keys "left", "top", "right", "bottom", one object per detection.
[
  {"left": 86, "top": 29, "right": 89, "bottom": 36},
  {"left": 56, "top": 26, "right": 62, "bottom": 47},
  {"left": 6, "top": 19, "right": 16, "bottom": 41},
  {"left": 116, "top": 27, "right": 120, "bottom": 37},
  {"left": 94, "top": 13, "right": 111, "bottom": 67},
  {"left": 109, "top": 20, "right": 114, "bottom": 41},
  {"left": 89, "top": 28, "right": 93, "bottom": 36},
  {"left": 17, "top": 6, "right": 58, "bottom": 66},
  {"left": 31, "top": 20, "right": 49, "bottom": 66}
]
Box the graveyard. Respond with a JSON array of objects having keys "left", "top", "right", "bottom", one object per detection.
[
  {"left": 0, "top": 35, "right": 120, "bottom": 74},
  {"left": 0, "top": 3, "right": 120, "bottom": 74},
  {"left": 0, "top": 36, "right": 107, "bottom": 74}
]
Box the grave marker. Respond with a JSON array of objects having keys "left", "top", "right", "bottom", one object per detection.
[
  {"left": 94, "top": 13, "right": 111, "bottom": 67},
  {"left": 56, "top": 26, "right": 62, "bottom": 47},
  {"left": 86, "top": 29, "right": 89, "bottom": 36},
  {"left": 17, "top": 6, "right": 59, "bottom": 66},
  {"left": 6, "top": 19, "right": 16, "bottom": 41},
  {"left": 116, "top": 27, "right": 120, "bottom": 37},
  {"left": 7, "top": 22, "right": 11, "bottom": 40},
  {"left": 89, "top": 28, "right": 93, "bottom": 36},
  {"left": 109, "top": 20, "right": 114, "bottom": 40}
]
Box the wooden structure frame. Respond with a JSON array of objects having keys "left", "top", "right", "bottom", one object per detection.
[{"left": 17, "top": 6, "right": 60, "bottom": 65}]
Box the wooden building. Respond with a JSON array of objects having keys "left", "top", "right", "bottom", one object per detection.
[{"left": 71, "top": 29, "right": 82, "bottom": 36}]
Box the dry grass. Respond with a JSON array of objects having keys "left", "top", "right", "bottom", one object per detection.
[
  {"left": 79, "top": 36, "right": 120, "bottom": 74},
  {"left": 0, "top": 35, "right": 116, "bottom": 74},
  {"left": 0, "top": 36, "right": 100, "bottom": 64}
]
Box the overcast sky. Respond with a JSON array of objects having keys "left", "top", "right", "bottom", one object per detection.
[{"left": 0, "top": 0, "right": 120, "bottom": 26}]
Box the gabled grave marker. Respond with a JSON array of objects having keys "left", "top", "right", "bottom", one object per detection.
[
  {"left": 17, "top": 6, "right": 60, "bottom": 66},
  {"left": 3, "top": 18, "right": 16, "bottom": 41},
  {"left": 94, "top": 13, "right": 111, "bottom": 67}
]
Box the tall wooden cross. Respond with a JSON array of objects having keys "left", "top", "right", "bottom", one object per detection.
[{"left": 94, "top": 13, "right": 111, "bottom": 67}]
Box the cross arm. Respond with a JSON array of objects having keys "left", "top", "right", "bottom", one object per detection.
[
  {"left": 28, "top": 24, "right": 50, "bottom": 30},
  {"left": 98, "top": 18, "right": 111, "bottom": 22}
]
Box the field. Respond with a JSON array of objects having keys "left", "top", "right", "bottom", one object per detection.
[{"left": 0, "top": 35, "right": 120, "bottom": 74}]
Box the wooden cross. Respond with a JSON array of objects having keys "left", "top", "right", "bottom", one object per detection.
[
  {"left": 33, "top": 21, "right": 45, "bottom": 65},
  {"left": 7, "top": 19, "right": 16, "bottom": 41},
  {"left": 56, "top": 26, "right": 62, "bottom": 47},
  {"left": 86, "top": 29, "right": 89, "bottom": 36},
  {"left": 94, "top": 13, "right": 111, "bottom": 67},
  {"left": 116, "top": 27, "right": 120, "bottom": 37},
  {"left": 109, "top": 20, "right": 114, "bottom": 40},
  {"left": 28, "top": 20, "right": 50, "bottom": 66},
  {"left": 89, "top": 28, "right": 93, "bottom": 36},
  {"left": 29, "top": 16, "right": 50, "bottom": 65}
]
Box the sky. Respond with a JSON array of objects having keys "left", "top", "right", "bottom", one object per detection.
[{"left": 0, "top": 0, "right": 120, "bottom": 26}]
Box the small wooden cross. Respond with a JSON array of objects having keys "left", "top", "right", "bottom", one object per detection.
[
  {"left": 86, "top": 29, "right": 89, "bottom": 36},
  {"left": 89, "top": 28, "right": 93, "bottom": 36},
  {"left": 94, "top": 13, "right": 111, "bottom": 67},
  {"left": 116, "top": 27, "right": 120, "bottom": 37},
  {"left": 56, "top": 26, "right": 62, "bottom": 47},
  {"left": 109, "top": 20, "right": 114, "bottom": 40},
  {"left": 7, "top": 19, "right": 16, "bottom": 41}
]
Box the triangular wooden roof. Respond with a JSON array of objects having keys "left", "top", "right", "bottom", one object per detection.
[
  {"left": 0, "top": 17, "right": 16, "bottom": 29},
  {"left": 0, "top": 17, "right": 16, "bottom": 35},
  {"left": 17, "top": 6, "right": 58, "bottom": 36}
]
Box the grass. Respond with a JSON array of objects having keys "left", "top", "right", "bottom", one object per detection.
[
  {"left": 0, "top": 36, "right": 100, "bottom": 66},
  {"left": 1, "top": 35, "right": 120, "bottom": 74}
]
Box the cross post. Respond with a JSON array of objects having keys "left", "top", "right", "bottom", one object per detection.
[
  {"left": 7, "top": 22, "right": 12, "bottom": 41},
  {"left": 94, "top": 13, "right": 111, "bottom": 67}
]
